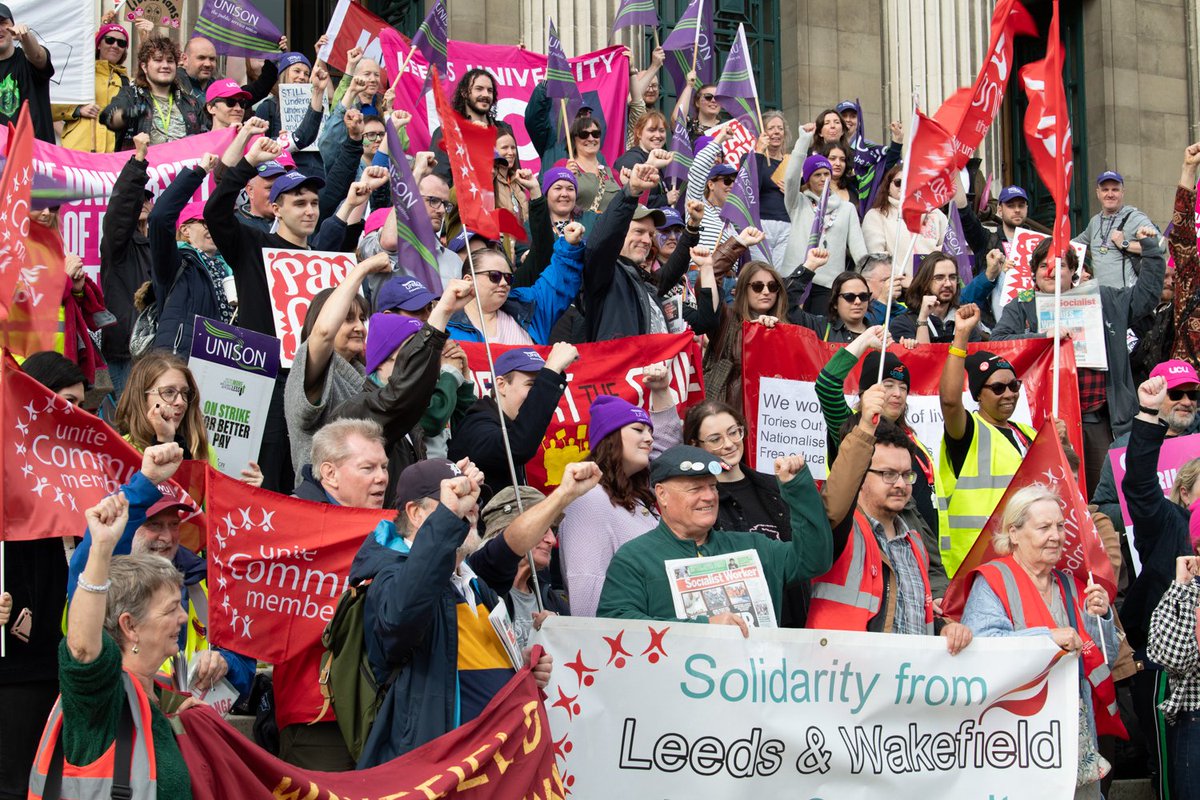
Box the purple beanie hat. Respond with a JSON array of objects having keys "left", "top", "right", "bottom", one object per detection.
[
  {"left": 365, "top": 313, "right": 423, "bottom": 375},
  {"left": 541, "top": 166, "right": 578, "bottom": 195},
  {"left": 802, "top": 155, "right": 833, "bottom": 185},
  {"left": 588, "top": 395, "right": 653, "bottom": 450}
]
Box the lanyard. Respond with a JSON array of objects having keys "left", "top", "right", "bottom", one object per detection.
[{"left": 152, "top": 93, "right": 174, "bottom": 136}]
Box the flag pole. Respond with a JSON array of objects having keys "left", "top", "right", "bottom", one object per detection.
[
  {"left": 560, "top": 98, "right": 574, "bottom": 161},
  {"left": 877, "top": 234, "right": 920, "bottom": 385},
  {"left": 653, "top": 25, "right": 660, "bottom": 49},
  {"left": 690, "top": 0, "right": 703, "bottom": 75},
  {"left": 462, "top": 237, "right": 545, "bottom": 613},
  {"left": 390, "top": 46, "right": 418, "bottom": 95},
  {"left": 1051, "top": 256, "right": 1061, "bottom": 419},
  {"left": 1086, "top": 568, "right": 1111, "bottom": 665},
  {"left": 1, "top": 540, "right": 6, "bottom": 658}
]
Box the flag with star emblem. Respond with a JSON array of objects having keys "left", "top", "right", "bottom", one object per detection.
[
  {"left": 899, "top": 107, "right": 960, "bottom": 234},
  {"left": 429, "top": 67, "right": 524, "bottom": 242},
  {"left": 0, "top": 105, "right": 34, "bottom": 326},
  {"left": 0, "top": 217, "right": 66, "bottom": 356},
  {"left": 0, "top": 354, "right": 202, "bottom": 542},
  {"left": 941, "top": 415, "right": 1117, "bottom": 618},
  {"left": 203, "top": 465, "right": 390, "bottom": 662}
]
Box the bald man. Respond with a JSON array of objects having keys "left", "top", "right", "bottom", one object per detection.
[{"left": 176, "top": 35, "right": 283, "bottom": 115}]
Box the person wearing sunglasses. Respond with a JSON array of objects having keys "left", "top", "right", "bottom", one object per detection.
[
  {"left": 686, "top": 126, "right": 740, "bottom": 254},
  {"left": 705, "top": 248, "right": 781, "bottom": 412},
  {"left": 992, "top": 229, "right": 1165, "bottom": 495},
  {"left": 787, "top": 260, "right": 876, "bottom": 344},
  {"left": 54, "top": 21, "right": 129, "bottom": 153},
  {"left": 1093, "top": 359, "right": 1200, "bottom": 537},
  {"left": 204, "top": 77, "right": 251, "bottom": 130},
  {"left": 448, "top": 223, "right": 585, "bottom": 346},
  {"left": 672, "top": 71, "right": 726, "bottom": 140},
  {"left": 782, "top": 154, "right": 868, "bottom": 311},
  {"left": 563, "top": 115, "right": 620, "bottom": 214},
  {"left": 811, "top": 395, "right": 969, "bottom": 653},
  {"left": 862, "top": 162, "right": 948, "bottom": 259},
  {"left": 1127, "top": 374, "right": 1200, "bottom": 800},
  {"left": 939, "top": 304, "right": 1041, "bottom": 578}
]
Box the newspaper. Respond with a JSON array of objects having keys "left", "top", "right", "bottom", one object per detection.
[
  {"left": 489, "top": 602, "right": 524, "bottom": 670},
  {"left": 1034, "top": 281, "right": 1108, "bottom": 370},
  {"left": 664, "top": 549, "right": 777, "bottom": 628}
]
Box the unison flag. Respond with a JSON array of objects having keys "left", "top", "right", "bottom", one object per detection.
[
  {"left": 546, "top": 18, "right": 584, "bottom": 126},
  {"left": 942, "top": 202, "right": 975, "bottom": 283},
  {"left": 411, "top": 0, "right": 448, "bottom": 75},
  {"left": 662, "top": 0, "right": 714, "bottom": 95},
  {"left": 386, "top": 118, "right": 443, "bottom": 292},
  {"left": 664, "top": 113, "right": 693, "bottom": 186},
  {"left": 611, "top": 0, "right": 658, "bottom": 35},
  {"left": 195, "top": 0, "right": 283, "bottom": 58},
  {"left": 720, "top": 152, "right": 772, "bottom": 263},
  {"left": 848, "top": 98, "right": 888, "bottom": 216},
  {"left": 714, "top": 23, "right": 759, "bottom": 134}
]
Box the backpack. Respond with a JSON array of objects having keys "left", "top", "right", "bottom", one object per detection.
[
  {"left": 128, "top": 281, "right": 160, "bottom": 358},
  {"left": 315, "top": 580, "right": 398, "bottom": 762}
]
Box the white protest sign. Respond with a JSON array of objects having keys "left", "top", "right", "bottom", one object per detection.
[
  {"left": 262, "top": 248, "right": 358, "bottom": 368},
  {"left": 1034, "top": 281, "right": 1108, "bottom": 370},
  {"left": 277, "top": 83, "right": 324, "bottom": 152},
  {"left": 994, "top": 227, "right": 1087, "bottom": 319},
  {"left": 188, "top": 316, "right": 280, "bottom": 476},
  {"left": 536, "top": 617, "right": 1078, "bottom": 798},
  {"left": 9, "top": 0, "right": 93, "bottom": 104},
  {"left": 755, "top": 377, "right": 1032, "bottom": 479}
]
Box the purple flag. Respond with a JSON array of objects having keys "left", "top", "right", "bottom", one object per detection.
[
  {"left": 720, "top": 153, "right": 772, "bottom": 263},
  {"left": 807, "top": 178, "right": 831, "bottom": 254},
  {"left": 546, "top": 18, "right": 584, "bottom": 132},
  {"left": 195, "top": 0, "right": 283, "bottom": 58},
  {"left": 663, "top": 114, "right": 693, "bottom": 185},
  {"left": 386, "top": 119, "right": 443, "bottom": 292},
  {"left": 662, "top": 0, "right": 714, "bottom": 96},
  {"left": 849, "top": 98, "right": 888, "bottom": 217},
  {"left": 612, "top": 0, "right": 658, "bottom": 34},
  {"left": 715, "top": 24, "right": 759, "bottom": 135},
  {"left": 942, "top": 202, "right": 975, "bottom": 283},
  {"left": 410, "top": 0, "right": 448, "bottom": 75}
]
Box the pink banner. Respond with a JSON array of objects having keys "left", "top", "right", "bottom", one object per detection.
[
  {"left": 387, "top": 40, "right": 630, "bottom": 172},
  {"left": 1108, "top": 432, "right": 1200, "bottom": 527},
  {"left": 0, "top": 128, "right": 239, "bottom": 279}
]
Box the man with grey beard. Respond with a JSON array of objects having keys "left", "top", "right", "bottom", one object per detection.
[
  {"left": 348, "top": 457, "right": 554, "bottom": 768},
  {"left": 1091, "top": 358, "right": 1200, "bottom": 531}
]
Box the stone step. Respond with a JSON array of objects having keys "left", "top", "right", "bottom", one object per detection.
[{"left": 1109, "top": 779, "right": 1155, "bottom": 800}]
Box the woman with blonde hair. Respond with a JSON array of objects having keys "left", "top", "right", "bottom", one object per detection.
[
  {"left": 961, "top": 484, "right": 1121, "bottom": 798},
  {"left": 756, "top": 109, "right": 792, "bottom": 265}
]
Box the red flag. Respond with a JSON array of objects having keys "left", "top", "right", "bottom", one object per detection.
[
  {"left": 900, "top": 108, "right": 960, "bottom": 234},
  {"left": 0, "top": 105, "right": 34, "bottom": 322},
  {"left": 0, "top": 354, "right": 203, "bottom": 542},
  {"left": 204, "top": 466, "right": 390, "bottom": 663},
  {"left": 177, "top": 650, "right": 563, "bottom": 799},
  {"left": 1020, "top": 0, "right": 1072, "bottom": 266},
  {"left": 429, "top": 67, "right": 525, "bottom": 242},
  {"left": 319, "top": 0, "right": 393, "bottom": 74},
  {"left": 941, "top": 416, "right": 1117, "bottom": 620},
  {"left": 933, "top": 0, "right": 1037, "bottom": 168},
  {"left": 1, "top": 222, "right": 66, "bottom": 356}
]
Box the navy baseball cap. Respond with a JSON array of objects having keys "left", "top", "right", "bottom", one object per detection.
[
  {"left": 707, "top": 162, "right": 737, "bottom": 181},
  {"left": 997, "top": 186, "right": 1029, "bottom": 204},
  {"left": 1096, "top": 170, "right": 1123, "bottom": 185},
  {"left": 835, "top": 100, "right": 857, "bottom": 113},
  {"left": 657, "top": 207, "right": 684, "bottom": 230},
  {"left": 269, "top": 171, "right": 325, "bottom": 203},
  {"left": 376, "top": 276, "right": 438, "bottom": 312},
  {"left": 494, "top": 348, "right": 546, "bottom": 376},
  {"left": 256, "top": 160, "right": 287, "bottom": 179},
  {"left": 276, "top": 52, "right": 311, "bottom": 71},
  {"left": 447, "top": 230, "right": 498, "bottom": 254}
]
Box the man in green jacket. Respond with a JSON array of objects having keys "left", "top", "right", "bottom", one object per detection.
[{"left": 596, "top": 445, "right": 834, "bottom": 633}]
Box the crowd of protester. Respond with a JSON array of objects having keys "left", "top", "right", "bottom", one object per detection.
[{"left": 2, "top": 9, "right": 1200, "bottom": 800}]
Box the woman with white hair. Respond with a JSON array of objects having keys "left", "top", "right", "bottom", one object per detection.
[{"left": 960, "top": 484, "right": 1121, "bottom": 799}]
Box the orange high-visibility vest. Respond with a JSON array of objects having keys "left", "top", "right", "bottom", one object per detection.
[
  {"left": 808, "top": 510, "right": 934, "bottom": 632},
  {"left": 28, "top": 670, "right": 158, "bottom": 800}
]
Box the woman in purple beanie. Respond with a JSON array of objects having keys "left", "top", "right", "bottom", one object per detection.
[{"left": 557, "top": 364, "right": 684, "bottom": 617}]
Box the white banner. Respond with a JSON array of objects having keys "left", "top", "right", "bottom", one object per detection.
[
  {"left": 10, "top": 0, "right": 93, "bottom": 105},
  {"left": 276, "top": 83, "right": 323, "bottom": 152},
  {"left": 535, "top": 617, "right": 1078, "bottom": 798},
  {"left": 754, "top": 378, "right": 1032, "bottom": 479}
]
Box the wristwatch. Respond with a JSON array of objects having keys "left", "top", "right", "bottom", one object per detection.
[{"left": 1118, "top": 239, "right": 1130, "bottom": 251}]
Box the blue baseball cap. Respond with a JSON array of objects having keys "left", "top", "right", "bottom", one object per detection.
[
  {"left": 376, "top": 276, "right": 438, "bottom": 313},
  {"left": 1096, "top": 170, "right": 1123, "bottom": 185},
  {"left": 997, "top": 185, "right": 1029, "bottom": 204},
  {"left": 268, "top": 171, "right": 325, "bottom": 203},
  {"left": 276, "top": 52, "right": 311, "bottom": 72},
  {"left": 707, "top": 162, "right": 737, "bottom": 181},
  {"left": 494, "top": 348, "right": 546, "bottom": 376},
  {"left": 656, "top": 207, "right": 684, "bottom": 230},
  {"left": 256, "top": 160, "right": 287, "bottom": 179},
  {"left": 447, "top": 230, "right": 498, "bottom": 253}
]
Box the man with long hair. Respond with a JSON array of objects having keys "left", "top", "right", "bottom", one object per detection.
[{"left": 100, "top": 35, "right": 204, "bottom": 149}]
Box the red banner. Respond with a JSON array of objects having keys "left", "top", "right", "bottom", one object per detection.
[
  {"left": 942, "top": 416, "right": 1118, "bottom": 619},
  {"left": 0, "top": 355, "right": 202, "bottom": 542},
  {"left": 1, "top": 222, "right": 66, "bottom": 356},
  {"left": 0, "top": 105, "right": 33, "bottom": 323},
  {"left": 177, "top": 652, "right": 562, "bottom": 799},
  {"left": 739, "top": 322, "right": 1084, "bottom": 479},
  {"left": 1019, "top": 0, "right": 1072, "bottom": 263},
  {"left": 204, "top": 466, "right": 389, "bottom": 663},
  {"left": 261, "top": 248, "right": 356, "bottom": 368},
  {"left": 460, "top": 333, "right": 704, "bottom": 492}
]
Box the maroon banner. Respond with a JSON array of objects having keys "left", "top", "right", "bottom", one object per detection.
[
  {"left": 460, "top": 333, "right": 704, "bottom": 493},
  {"left": 177, "top": 651, "right": 562, "bottom": 799}
]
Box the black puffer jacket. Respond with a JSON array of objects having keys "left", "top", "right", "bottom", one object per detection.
[{"left": 99, "top": 154, "right": 154, "bottom": 361}]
